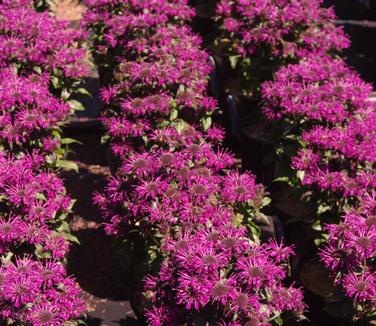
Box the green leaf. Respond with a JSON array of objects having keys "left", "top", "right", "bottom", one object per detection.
[
  {"left": 311, "top": 220, "right": 322, "bottom": 232},
  {"left": 296, "top": 170, "right": 305, "bottom": 181},
  {"left": 229, "top": 55, "right": 240, "bottom": 69},
  {"left": 317, "top": 203, "right": 331, "bottom": 216},
  {"left": 33, "top": 66, "right": 42, "bottom": 74},
  {"left": 68, "top": 99, "right": 85, "bottom": 112},
  {"left": 169, "top": 108, "right": 178, "bottom": 120},
  {"left": 77, "top": 87, "right": 92, "bottom": 98},
  {"left": 56, "top": 160, "right": 79, "bottom": 172},
  {"left": 61, "top": 137, "right": 81, "bottom": 145},
  {"left": 273, "top": 176, "right": 294, "bottom": 186},
  {"left": 253, "top": 212, "right": 270, "bottom": 226},
  {"left": 35, "top": 193, "right": 47, "bottom": 201},
  {"left": 202, "top": 116, "right": 212, "bottom": 130},
  {"left": 64, "top": 232, "right": 80, "bottom": 244},
  {"left": 101, "top": 134, "right": 111, "bottom": 144},
  {"left": 261, "top": 196, "right": 272, "bottom": 207}
]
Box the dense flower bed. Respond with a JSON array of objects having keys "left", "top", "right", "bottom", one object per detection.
[
  {"left": 0, "top": 2, "right": 88, "bottom": 87},
  {"left": 0, "top": 69, "right": 70, "bottom": 154},
  {"left": 84, "top": 0, "right": 215, "bottom": 157},
  {"left": 215, "top": 0, "right": 349, "bottom": 96},
  {"left": 320, "top": 192, "right": 376, "bottom": 319},
  {"left": 145, "top": 225, "right": 305, "bottom": 325},
  {"left": 262, "top": 57, "right": 376, "bottom": 207},
  {"left": 0, "top": 0, "right": 88, "bottom": 324},
  {"left": 0, "top": 153, "right": 86, "bottom": 323},
  {"left": 85, "top": 0, "right": 306, "bottom": 324},
  {"left": 215, "top": 0, "right": 375, "bottom": 321}
]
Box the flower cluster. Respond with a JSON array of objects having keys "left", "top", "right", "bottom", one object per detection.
[
  {"left": 83, "top": 0, "right": 194, "bottom": 83},
  {"left": 145, "top": 225, "right": 305, "bottom": 325},
  {"left": 86, "top": 0, "right": 305, "bottom": 323},
  {"left": 0, "top": 69, "right": 70, "bottom": 154},
  {"left": 254, "top": 3, "right": 376, "bottom": 320},
  {"left": 0, "top": 257, "right": 85, "bottom": 324},
  {"left": 0, "top": 1, "right": 87, "bottom": 323},
  {"left": 320, "top": 193, "right": 376, "bottom": 318},
  {"left": 0, "top": 3, "right": 88, "bottom": 81},
  {"left": 0, "top": 152, "right": 86, "bottom": 323},
  {"left": 262, "top": 57, "right": 376, "bottom": 204},
  {"left": 262, "top": 56, "right": 372, "bottom": 124},
  {"left": 0, "top": 0, "right": 89, "bottom": 155},
  {"left": 214, "top": 0, "right": 374, "bottom": 319},
  {"left": 215, "top": 0, "right": 349, "bottom": 95},
  {"left": 94, "top": 126, "right": 264, "bottom": 236},
  {"left": 84, "top": 1, "right": 215, "bottom": 157}
]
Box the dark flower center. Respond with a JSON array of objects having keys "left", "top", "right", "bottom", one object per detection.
[
  {"left": 149, "top": 95, "right": 163, "bottom": 106},
  {"left": 38, "top": 310, "right": 54, "bottom": 323},
  {"left": 366, "top": 215, "right": 376, "bottom": 227},
  {"left": 25, "top": 114, "right": 38, "bottom": 122},
  {"left": 235, "top": 186, "right": 247, "bottom": 195},
  {"left": 12, "top": 92, "right": 22, "bottom": 99},
  {"left": 192, "top": 184, "right": 207, "bottom": 195},
  {"left": 16, "top": 285, "right": 28, "bottom": 294},
  {"left": 336, "top": 223, "right": 347, "bottom": 233},
  {"left": 16, "top": 266, "right": 28, "bottom": 272},
  {"left": 33, "top": 206, "right": 45, "bottom": 215},
  {"left": 132, "top": 98, "right": 144, "bottom": 108},
  {"left": 160, "top": 154, "right": 173, "bottom": 165},
  {"left": 249, "top": 266, "right": 264, "bottom": 277},
  {"left": 207, "top": 232, "right": 219, "bottom": 241},
  {"left": 333, "top": 85, "right": 344, "bottom": 94},
  {"left": 356, "top": 236, "right": 371, "bottom": 248},
  {"left": 222, "top": 237, "right": 236, "bottom": 248},
  {"left": 278, "top": 288, "right": 291, "bottom": 299},
  {"left": 196, "top": 168, "right": 210, "bottom": 177},
  {"left": 245, "top": 317, "right": 260, "bottom": 326},
  {"left": 174, "top": 240, "right": 188, "bottom": 250},
  {"left": 355, "top": 281, "right": 367, "bottom": 292},
  {"left": 177, "top": 166, "right": 190, "bottom": 177},
  {"left": 235, "top": 293, "right": 248, "bottom": 308},
  {"left": 165, "top": 187, "right": 178, "bottom": 198},
  {"left": 202, "top": 255, "right": 217, "bottom": 264},
  {"left": 146, "top": 182, "right": 158, "bottom": 192},
  {"left": 212, "top": 282, "right": 229, "bottom": 297},
  {"left": 188, "top": 144, "right": 200, "bottom": 154},
  {"left": 1, "top": 224, "right": 12, "bottom": 234},
  {"left": 333, "top": 248, "right": 347, "bottom": 258},
  {"left": 133, "top": 159, "right": 148, "bottom": 169}
]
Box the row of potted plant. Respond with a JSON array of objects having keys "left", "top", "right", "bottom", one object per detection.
[
  {"left": 213, "top": 0, "right": 375, "bottom": 321},
  {"left": 0, "top": 0, "right": 88, "bottom": 324},
  {"left": 83, "top": 0, "right": 306, "bottom": 324}
]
